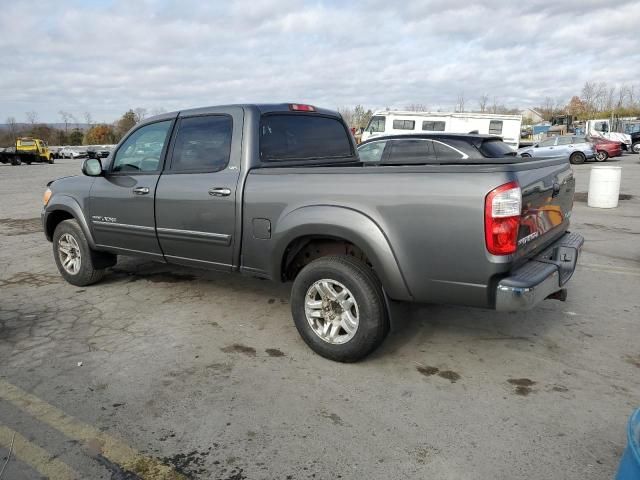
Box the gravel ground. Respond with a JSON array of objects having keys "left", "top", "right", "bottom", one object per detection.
[{"left": 0, "top": 153, "right": 638, "bottom": 479}]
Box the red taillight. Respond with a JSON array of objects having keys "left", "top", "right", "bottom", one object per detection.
[
  {"left": 485, "top": 181, "right": 521, "bottom": 255},
  {"left": 289, "top": 103, "right": 316, "bottom": 112}
]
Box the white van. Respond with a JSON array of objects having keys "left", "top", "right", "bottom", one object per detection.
[{"left": 362, "top": 111, "right": 523, "bottom": 149}]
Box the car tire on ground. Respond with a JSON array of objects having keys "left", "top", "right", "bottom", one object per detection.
[
  {"left": 52, "top": 219, "right": 106, "bottom": 286},
  {"left": 290, "top": 255, "right": 389, "bottom": 362},
  {"left": 595, "top": 150, "right": 608, "bottom": 162},
  {"left": 632, "top": 142, "right": 640, "bottom": 154},
  {"left": 11, "top": 157, "right": 21, "bottom": 166},
  {"left": 570, "top": 152, "right": 586, "bottom": 164},
  {"left": 48, "top": 156, "right": 54, "bottom": 164}
]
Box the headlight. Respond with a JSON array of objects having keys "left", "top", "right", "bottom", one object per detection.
[{"left": 43, "top": 188, "right": 52, "bottom": 206}]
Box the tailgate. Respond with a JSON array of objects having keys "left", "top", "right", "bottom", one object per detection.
[{"left": 512, "top": 158, "right": 575, "bottom": 260}]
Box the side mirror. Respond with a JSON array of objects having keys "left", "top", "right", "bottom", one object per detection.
[{"left": 82, "top": 158, "right": 103, "bottom": 176}]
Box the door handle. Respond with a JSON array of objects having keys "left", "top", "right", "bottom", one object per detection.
[
  {"left": 133, "top": 187, "right": 150, "bottom": 195},
  {"left": 208, "top": 187, "right": 231, "bottom": 197}
]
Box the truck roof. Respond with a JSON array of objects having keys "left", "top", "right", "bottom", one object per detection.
[{"left": 145, "top": 103, "right": 341, "bottom": 123}]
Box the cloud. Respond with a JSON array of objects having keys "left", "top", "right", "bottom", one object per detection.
[{"left": 0, "top": 0, "right": 638, "bottom": 122}]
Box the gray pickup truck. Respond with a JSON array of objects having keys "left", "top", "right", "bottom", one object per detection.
[{"left": 42, "top": 103, "right": 583, "bottom": 361}]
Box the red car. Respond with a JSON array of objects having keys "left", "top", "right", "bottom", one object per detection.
[{"left": 590, "top": 137, "right": 622, "bottom": 161}]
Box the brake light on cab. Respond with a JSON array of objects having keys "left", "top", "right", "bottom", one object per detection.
[
  {"left": 289, "top": 104, "right": 316, "bottom": 112},
  {"left": 485, "top": 181, "right": 521, "bottom": 255}
]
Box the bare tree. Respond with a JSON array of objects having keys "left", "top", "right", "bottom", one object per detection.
[
  {"left": 337, "top": 106, "right": 354, "bottom": 127},
  {"left": 455, "top": 92, "right": 465, "bottom": 112},
  {"left": 581, "top": 82, "right": 597, "bottom": 118},
  {"left": 69, "top": 113, "right": 79, "bottom": 129},
  {"left": 84, "top": 112, "right": 93, "bottom": 127},
  {"left": 25, "top": 111, "right": 38, "bottom": 125},
  {"left": 59, "top": 111, "right": 72, "bottom": 133},
  {"left": 6, "top": 117, "right": 18, "bottom": 143},
  {"left": 478, "top": 94, "right": 489, "bottom": 113},
  {"left": 405, "top": 104, "right": 429, "bottom": 112},
  {"left": 134, "top": 108, "right": 147, "bottom": 123}
]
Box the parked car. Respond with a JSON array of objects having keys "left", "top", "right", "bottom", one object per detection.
[
  {"left": 87, "top": 145, "right": 113, "bottom": 159},
  {"left": 59, "top": 147, "right": 87, "bottom": 159},
  {"left": 518, "top": 135, "right": 595, "bottom": 164},
  {"left": 590, "top": 137, "right": 622, "bottom": 161},
  {"left": 357, "top": 133, "right": 519, "bottom": 164},
  {"left": 42, "top": 103, "right": 582, "bottom": 362}
]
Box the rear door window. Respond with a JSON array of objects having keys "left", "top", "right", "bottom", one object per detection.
[
  {"left": 260, "top": 114, "right": 352, "bottom": 162},
  {"left": 170, "top": 115, "right": 232, "bottom": 173},
  {"left": 433, "top": 141, "right": 467, "bottom": 161},
  {"left": 392, "top": 119, "right": 415, "bottom": 130},
  {"left": 386, "top": 139, "right": 435, "bottom": 163},
  {"left": 480, "top": 139, "right": 516, "bottom": 157}
]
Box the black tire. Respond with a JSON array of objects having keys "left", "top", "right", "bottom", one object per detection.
[
  {"left": 290, "top": 255, "right": 389, "bottom": 362},
  {"left": 595, "top": 150, "right": 608, "bottom": 162},
  {"left": 570, "top": 152, "right": 585, "bottom": 164},
  {"left": 632, "top": 142, "right": 640, "bottom": 154},
  {"left": 52, "top": 219, "right": 106, "bottom": 286},
  {"left": 11, "top": 157, "right": 21, "bottom": 166},
  {"left": 26, "top": 161, "right": 32, "bottom": 165},
  {"left": 48, "top": 156, "right": 54, "bottom": 164}
]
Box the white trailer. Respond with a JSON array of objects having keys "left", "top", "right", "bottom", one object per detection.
[{"left": 362, "top": 111, "right": 523, "bottom": 149}]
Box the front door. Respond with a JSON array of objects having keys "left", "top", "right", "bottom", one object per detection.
[
  {"left": 89, "top": 119, "right": 174, "bottom": 258},
  {"left": 154, "top": 107, "right": 243, "bottom": 270},
  {"left": 535, "top": 137, "right": 558, "bottom": 156}
]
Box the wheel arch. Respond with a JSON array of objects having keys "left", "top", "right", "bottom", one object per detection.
[
  {"left": 270, "top": 205, "right": 412, "bottom": 301},
  {"left": 44, "top": 195, "right": 97, "bottom": 248}
]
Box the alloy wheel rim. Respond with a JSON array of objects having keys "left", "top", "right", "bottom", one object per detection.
[
  {"left": 304, "top": 279, "right": 359, "bottom": 344},
  {"left": 58, "top": 233, "right": 81, "bottom": 275}
]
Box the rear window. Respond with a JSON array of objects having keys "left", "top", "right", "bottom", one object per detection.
[
  {"left": 19, "top": 140, "right": 35, "bottom": 146},
  {"left": 480, "top": 139, "right": 517, "bottom": 157},
  {"left": 260, "top": 114, "right": 352, "bottom": 162}
]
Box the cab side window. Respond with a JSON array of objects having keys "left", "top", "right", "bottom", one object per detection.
[{"left": 112, "top": 121, "right": 172, "bottom": 173}]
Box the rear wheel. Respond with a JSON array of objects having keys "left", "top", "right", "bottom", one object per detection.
[
  {"left": 53, "top": 219, "right": 106, "bottom": 286},
  {"left": 595, "top": 150, "right": 608, "bottom": 162},
  {"left": 290, "top": 255, "right": 389, "bottom": 362},
  {"left": 632, "top": 142, "right": 640, "bottom": 154},
  {"left": 570, "top": 152, "right": 586, "bottom": 164},
  {"left": 11, "top": 157, "right": 21, "bottom": 166},
  {"left": 48, "top": 156, "right": 54, "bottom": 164}
]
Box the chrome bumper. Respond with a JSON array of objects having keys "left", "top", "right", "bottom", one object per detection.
[{"left": 495, "top": 232, "right": 584, "bottom": 311}]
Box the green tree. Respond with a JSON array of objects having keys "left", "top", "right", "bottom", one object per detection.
[
  {"left": 115, "top": 110, "right": 137, "bottom": 140},
  {"left": 68, "top": 128, "right": 84, "bottom": 145}
]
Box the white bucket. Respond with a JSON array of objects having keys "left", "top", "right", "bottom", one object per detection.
[{"left": 587, "top": 165, "right": 622, "bottom": 208}]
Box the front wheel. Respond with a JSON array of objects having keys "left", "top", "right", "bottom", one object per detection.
[
  {"left": 290, "top": 255, "right": 389, "bottom": 362},
  {"left": 53, "top": 219, "right": 106, "bottom": 286},
  {"left": 595, "top": 150, "right": 608, "bottom": 162},
  {"left": 48, "top": 156, "right": 54, "bottom": 164},
  {"left": 570, "top": 152, "right": 586, "bottom": 165}
]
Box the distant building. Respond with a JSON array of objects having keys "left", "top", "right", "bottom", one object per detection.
[{"left": 520, "top": 108, "right": 544, "bottom": 124}]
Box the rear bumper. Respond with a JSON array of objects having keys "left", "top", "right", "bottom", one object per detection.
[{"left": 495, "top": 232, "right": 584, "bottom": 311}]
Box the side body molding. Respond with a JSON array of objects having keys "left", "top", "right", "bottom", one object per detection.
[
  {"left": 270, "top": 205, "right": 413, "bottom": 301},
  {"left": 43, "top": 195, "right": 97, "bottom": 249}
]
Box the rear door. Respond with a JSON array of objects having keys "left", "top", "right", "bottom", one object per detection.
[
  {"left": 89, "top": 119, "right": 175, "bottom": 257},
  {"left": 154, "top": 107, "right": 243, "bottom": 270}
]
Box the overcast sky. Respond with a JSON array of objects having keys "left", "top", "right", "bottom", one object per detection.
[{"left": 2, "top": 0, "right": 639, "bottom": 122}]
